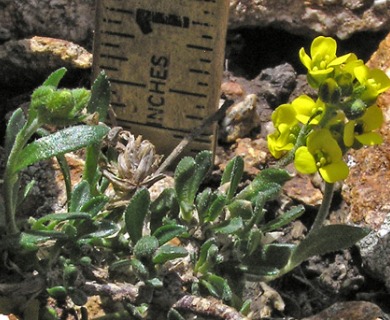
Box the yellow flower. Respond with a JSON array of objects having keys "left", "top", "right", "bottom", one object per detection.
[
  {"left": 353, "top": 65, "right": 390, "bottom": 103},
  {"left": 267, "top": 104, "right": 299, "bottom": 158},
  {"left": 292, "top": 95, "right": 325, "bottom": 125},
  {"left": 300, "top": 36, "right": 352, "bottom": 88},
  {"left": 294, "top": 129, "right": 349, "bottom": 183},
  {"left": 343, "top": 105, "right": 384, "bottom": 147}
]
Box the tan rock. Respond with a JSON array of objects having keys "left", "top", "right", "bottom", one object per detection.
[{"left": 0, "top": 36, "right": 92, "bottom": 88}]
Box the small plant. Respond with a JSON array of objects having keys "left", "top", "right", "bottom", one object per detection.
[{"left": 0, "top": 36, "right": 389, "bottom": 319}]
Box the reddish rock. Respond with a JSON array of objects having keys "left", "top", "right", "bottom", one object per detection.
[
  {"left": 283, "top": 172, "right": 323, "bottom": 207},
  {"left": 232, "top": 137, "right": 268, "bottom": 175},
  {"left": 342, "top": 32, "right": 390, "bottom": 230},
  {"left": 221, "top": 81, "right": 245, "bottom": 98}
]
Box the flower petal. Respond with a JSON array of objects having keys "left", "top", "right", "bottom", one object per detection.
[
  {"left": 310, "top": 36, "right": 337, "bottom": 61},
  {"left": 294, "top": 146, "right": 317, "bottom": 174},
  {"left": 355, "top": 132, "right": 383, "bottom": 145},
  {"left": 299, "top": 48, "right": 312, "bottom": 70},
  {"left": 362, "top": 105, "right": 383, "bottom": 131},
  {"left": 343, "top": 121, "right": 355, "bottom": 147},
  {"left": 319, "top": 161, "right": 349, "bottom": 183}
]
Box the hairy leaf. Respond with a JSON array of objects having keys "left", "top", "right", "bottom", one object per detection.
[
  {"left": 124, "top": 188, "right": 150, "bottom": 243},
  {"left": 152, "top": 224, "right": 188, "bottom": 246},
  {"left": 212, "top": 217, "right": 243, "bottom": 234},
  {"left": 261, "top": 205, "right": 305, "bottom": 233},
  {"left": 288, "top": 225, "right": 370, "bottom": 270},
  {"left": 69, "top": 181, "right": 91, "bottom": 212},
  {"left": 150, "top": 188, "right": 178, "bottom": 233},
  {"left": 5, "top": 108, "right": 26, "bottom": 157},
  {"left": 87, "top": 71, "right": 111, "bottom": 121},
  {"left": 42, "top": 68, "right": 67, "bottom": 87},
  {"left": 221, "top": 156, "right": 244, "bottom": 200},
  {"left": 175, "top": 151, "right": 212, "bottom": 221},
  {"left": 152, "top": 245, "right": 188, "bottom": 264},
  {"left": 13, "top": 124, "right": 109, "bottom": 173}
]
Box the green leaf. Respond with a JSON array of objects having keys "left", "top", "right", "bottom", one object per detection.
[
  {"left": 24, "top": 229, "right": 69, "bottom": 240},
  {"left": 221, "top": 156, "right": 244, "bottom": 200},
  {"left": 205, "top": 194, "right": 227, "bottom": 222},
  {"left": 240, "top": 243, "right": 296, "bottom": 280},
  {"left": 236, "top": 168, "right": 291, "bottom": 202},
  {"left": 42, "top": 67, "right": 67, "bottom": 87},
  {"left": 13, "top": 124, "right": 109, "bottom": 173},
  {"left": 227, "top": 199, "right": 253, "bottom": 219},
  {"left": 124, "top": 188, "right": 150, "bottom": 244},
  {"left": 47, "top": 286, "right": 67, "bottom": 301},
  {"left": 79, "top": 195, "right": 109, "bottom": 217},
  {"left": 5, "top": 108, "right": 26, "bottom": 157},
  {"left": 152, "top": 245, "right": 188, "bottom": 264},
  {"left": 200, "top": 274, "right": 232, "bottom": 301},
  {"left": 133, "top": 235, "right": 159, "bottom": 260},
  {"left": 195, "top": 188, "right": 213, "bottom": 223},
  {"left": 32, "top": 212, "right": 92, "bottom": 230},
  {"left": 150, "top": 188, "right": 178, "bottom": 233},
  {"left": 69, "top": 181, "right": 91, "bottom": 213},
  {"left": 152, "top": 224, "right": 188, "bottom": 246},
  {"left": 261, "top": 205, "right": 305, "bottom": 233},
  {"left": 212, "top": 217, "right": 243, "bottom": 234},
  {"left": 174, "top": 157, "right": 196, "bottom": 216},
  {"left": 87, "top": 71, "right": 111, "bottom": 121},
  {"left": 288, "top": 225, "right": 370, "bottom": 270},
  {"left": 130, "top": 258, "right": 149, "bottom": 280},
  {"left": 175, "top": 151, "right": 212, "bottom": 222},
  {"left": 194, "top": 239, "right": 219, "bottom": 274},
  {"left": 80, "top": 220, "right": 119, "bottom": 239}
]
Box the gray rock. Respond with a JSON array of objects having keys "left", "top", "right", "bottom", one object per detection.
[
  {"left": 358, "top": 214, "right": 390, "bottom": 291},
  {"left": 0, "top": 0, "right": 389, "bottom": 51},
  {"left": 0, "top": 0, "right": 95, "bottom": 47},
  {"left": 229, "top": 0, "right": 390, "bottom": 39}
]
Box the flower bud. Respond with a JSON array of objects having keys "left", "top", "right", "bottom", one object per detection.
[
  {"left": 344, "top": 98, "right": 366, "bottom": 120},
  {"left": 319, "top": 78, "right": 341, "bottom": 104},
  {"left": 335, "top": 73, "right": 353, "bottom": 96}
]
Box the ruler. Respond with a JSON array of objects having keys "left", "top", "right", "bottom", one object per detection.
[{"left": 93, "top": 0, "right": 230, "bottom": 157}]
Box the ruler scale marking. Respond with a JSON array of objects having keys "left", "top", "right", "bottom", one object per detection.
[{"left": 93, "top": 0, "right": 229, "bottom": 157}]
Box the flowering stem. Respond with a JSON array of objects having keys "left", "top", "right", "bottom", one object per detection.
[
  {"left": 309, "top": 182, "right": 334, "bottom": 234},
  {"left": 3, "top": 118, "right": 41, "bottom": 234}
]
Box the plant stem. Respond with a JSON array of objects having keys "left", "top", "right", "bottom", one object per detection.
[
  {"left": 3, "top": 118, "right": 41, "bottom": 234},
  {"left": 309, "top": 182, "right": 334, "bottom": 234}
]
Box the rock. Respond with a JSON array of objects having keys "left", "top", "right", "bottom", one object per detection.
[
  {"left": 0, "top": 1, "right": 387, "bottom": 57},
  {"left": 0, "top": 0, "right": 95, "bottom": 48},
  {"left": 256, "top": 63, "right": 297, "bottom": 109},
  {"left": 343, "top": 31, "right": 390, "bottom": 292},
  {"left": 232, "top": 137, "right": 268, "bottom": 175},
  {"left": 358, "top": 215, "right": 390, "bottom": 291},
  {"left": 0, "top": 36, "right": 92, "bottom": 89},
  {"left": 302, "top": 301, "right": 385, "bottom": 320},
  {"left": 220, "top": 94, "right": 260, "bottom": 143},
  {"left": 283, "top": 172, "right": 323, "bottom": 207},
  {"left": 221, "top": 63, "right": 297, "bottom": 142},
  {"left": 229, "top": 0, "right": 390, "bottom": 40},
  {"left": 342, "top": 32, "right": 390, "bottom": 229}
]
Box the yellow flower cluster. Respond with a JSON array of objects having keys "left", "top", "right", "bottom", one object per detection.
[{"left": 268, "top": 36, "right": 390, "bottom": 183}]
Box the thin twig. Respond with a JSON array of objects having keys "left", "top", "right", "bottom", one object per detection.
[
  {"left": 83, "top": 281, "right": 139, "bottom": 303},
  {"left": 155, "top": 99, "right": 234, "bottom": 175},
  {"left": 172, "top": 295, "right": 245, "bottom": 320}
]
